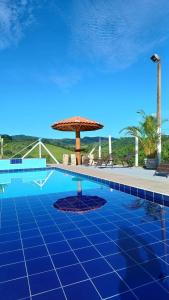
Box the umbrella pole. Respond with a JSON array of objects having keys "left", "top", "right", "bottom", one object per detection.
[{"left": 75, "top": 130, "right": 81, "bottom": 165}]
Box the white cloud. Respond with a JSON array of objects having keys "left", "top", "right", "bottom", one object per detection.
[
  {"left": 58, "top": 0, "right": 169, "bottom": 69},
  {"left": 0, "top": 0, "right": 35, "bottom": 49},
  {"left": 50, "top": 69, "right": 82, "bottom": 89}
]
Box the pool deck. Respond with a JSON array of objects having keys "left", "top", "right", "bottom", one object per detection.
[{"left": 54, "top": 164, "right": 169, "bottom": 195}]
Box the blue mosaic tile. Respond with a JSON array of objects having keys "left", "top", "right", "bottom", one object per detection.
[
  {"left": 26, "top": 256, "right": 54, "bottom": 275},
  {"left": 57, "top": 263, "right": 87, "bottom": 285},
  {"left": 163, "top": 195, "right": 169, "bottom": 206},
  {"left": 0, "top": 277, "right": 30, "bottom": 300},
  {"left": 0, "top": 240, "right": 22, "bottom": 254},
  {"left": 22, "top": 236, "right": 44, "bottom": 248},
  {"left": 134, "top": 282, "right": 169, "bottom": 300},
  {"left": 29, "top": 270, "right": 60, "bottom": 295},
  {"left": 0, "top": 250, "right": 24, "bottom": 266},
  {"left": 95, "top": 241, "right": 120, "bottom": 256},
  {"left": 32, "top": 288, "right": 66, "bottom": 300},
  {"left": 52, "top": 251, "right": 78, "bottom": 268},
  {"left": 87, "top": 233, "right": 111, "bottom": 245},
  {"left": 82, "top": 257, "right": 112, "bottom": 277},
  {"left": 106, "top": 252, "right": 135, "bottom": 270},
  {"left": 120, "top": 184, "right": 125, "bottom": 192},
  {"left": 0, "top": 262, "right": 26, "bottom": 282},
  {"left": 137, "top": 189, "right": 145, "bottom": 199},
  {"left": 124, "top": 185, "right": 131, "bottom": 194},
  {"left": 108, "top": 291, "right": 137, "bottom": 299},
  {"left": 141, "top": 258, "right": 169, "bottom": 280},
  {"left": 64, "top": 280, "right": 101, "bottom": 300},
  {"left": 145, "top": 191, "right": 154, "bottom": 201},
  {"left": 68, "top": 237, "right": 91, "bottom": 249},
  {"left": 92, "top": 272, "right": 128, "bottom": 298},
  {"left": 154, "top": 193, "right": 163, "bottom": 204},
  {"left": 24, "top": 245, "right": 48, "bottom": 260},
  {"left": 130, "top": 187, "right": 138, "bottom": 196},
  {"left": 47, "top": 240, "right": 71, "bottom": 254},
  {"left": 118, "top": 265, "right": 153, "bottom": 288},
  {"left": 74, "top": 246, "right": 101, "bottom": 262}
]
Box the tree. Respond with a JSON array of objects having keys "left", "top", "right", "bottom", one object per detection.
[{"left": 120, "top": 110, "right": 159, "bottom": 158}]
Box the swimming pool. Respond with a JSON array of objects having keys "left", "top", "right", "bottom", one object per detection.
[{"left": 0, "top": 169, "right": 169, "bottom": 299}]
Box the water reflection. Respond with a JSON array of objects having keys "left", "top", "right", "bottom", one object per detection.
[
  {"left": 121, "top": 197, "right": 169, "bottom": 286},
  {"left": 0, "top": 184, "right": 8, "bottom": 193},
  {"left": 118, "top": 227, "right": 169, "bottom": 300},
  {"left": 33, "top": 170, "right": 54, "bottom": 188},
  {"left": 53, "top": 177, "right": 107, "bottom": 214}
]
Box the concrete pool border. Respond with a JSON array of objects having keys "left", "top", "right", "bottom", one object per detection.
[{"left": 54, "top": 165, "right": 169, "bottom": 207}]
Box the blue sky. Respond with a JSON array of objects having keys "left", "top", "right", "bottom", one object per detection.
[{"left": 1, "top": 0, "right": 169, "bottom": 139}]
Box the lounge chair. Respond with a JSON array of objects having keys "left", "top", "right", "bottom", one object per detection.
[
  {"left": 95, "top": 157, "right": 114, "bottom": 168},
  {"left": 122, "top": 153, "right": 134, "bottom": 167},
  {"left": 71, "top": 154, "right": 76, "bottom": 166},
  {"left": 63, "top": 154, "right": 69, "bottom": 165},
  {"left": 154, "top": 163, "right": 169, "bottom": 178},
  {"left": 82, "top": 156, "right": 90, "bottom": 166}
]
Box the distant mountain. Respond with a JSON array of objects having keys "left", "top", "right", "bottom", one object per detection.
[
  {"left": 12, "top": 135, "right": 38, "bottom": 141},
  {"left": 9, "top": 135, "right": 116, "bottom": 147}
]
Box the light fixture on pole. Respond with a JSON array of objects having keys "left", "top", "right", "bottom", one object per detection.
[{"left": 150, "top": 53, "right": 161, "bottom": 165}]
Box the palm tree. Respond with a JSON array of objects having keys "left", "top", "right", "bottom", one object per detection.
[{"left": 121, "top": 110, "right": 159, "bottom": 158}]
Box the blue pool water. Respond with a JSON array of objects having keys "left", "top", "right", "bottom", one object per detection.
[{"left": 0, "top": 169, "right": 169, "bottom": 300}]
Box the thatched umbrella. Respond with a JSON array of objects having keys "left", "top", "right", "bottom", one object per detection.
[{"left": 51, "top": 116, "right": 103, "bottom": 165}]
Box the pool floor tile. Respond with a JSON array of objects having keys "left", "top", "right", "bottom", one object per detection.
[
  {"left": 22, "top": 236, "right": 44, "bottom": 248},
  {"left": 141, "top": 258, "right": 169, "bottom": 280},
  {"left": 95, "top": 241, "right": 120, "bottom": 256},
  {"left": 134, "top": 282, "right": 169, "bottom": 300},
  {"left": 32, "top": 288, "right": 66, "bottom": 300},
  {"left": 74, "top": 246, "right": 101, "bottom": 262},
  {"left": 57, "top": 263, "right": 87, "bottom": 285},
  {"left": 0, "top": 277, "right": 30, "bottom": 300},
  {"left": 82, "top": 257, "right": 112, "bottom": 277},
  {"left": 108, "top": 291, "right": 137, "bottom": 300},
  {"left": 0, "top": 240, "right": 22, "bottom": 254},
  {"left": 43, "top": 232, "right": 64, "bottom": 244},
  {"left": 26, "top": 256, "right": 54, "bottom": 275},
  {"left": 29, "top": 270, "right": 60, "bottom": 294},
  {"left": 24, "top": 245, "right": 48, "bottom": 260},
  {"left": 52, "top": 251, "right": 78, "bottom": 268},
  {"left": 64, "top": 280, "right": 101, "bottom": 300},
  {"left": 118, "top": 265, "right": 153, "bottom": 289},
  {"left": 0, "top": 262, "right": 26, "bottom": 282},
  {"left": 0, "top": 250, "right": 24, "bottom": 266},
  {"left": 47, "top": 240, "right": 71, "bottom": 254},
  {"left": 87, "top": 233, "right": 111, "bottom": 245},
  {"left": 92, "top": 272, "right": 129, "bottom": 298},
  {"left": 63, "top": 229, "right": 83, "bottom": 239},
  {"left": 106, "top": 252, "right": 135, "bottom": 270}
]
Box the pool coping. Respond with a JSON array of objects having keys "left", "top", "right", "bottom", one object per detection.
[{"left": 54, "top": 165, "right": 169, "bottom": 207}]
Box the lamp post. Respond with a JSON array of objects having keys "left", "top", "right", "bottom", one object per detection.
[
  {"left": 135, "top": 136, "right": 139, "bottom": 167},
  {"left": 98, "top": 137, "right": 101, "bottom": 159},
  {"left": 0, "top": 136, "right": 3, "bottom": 159},
  {"left": 150, "top": 53, "right": 161, "bottom": 165}
]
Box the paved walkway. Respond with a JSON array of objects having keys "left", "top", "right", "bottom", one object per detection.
[{"left": 55, "top": 164, "right": 169, "bottom": 195}]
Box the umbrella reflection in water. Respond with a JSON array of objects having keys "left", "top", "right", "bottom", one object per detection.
[{"left": 53, "top": 177, "right": 107, "bottom": 213}]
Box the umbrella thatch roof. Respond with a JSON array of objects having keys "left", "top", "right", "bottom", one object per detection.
[{"left": 52, "top": 116, "right": 103, "bottom": 132}]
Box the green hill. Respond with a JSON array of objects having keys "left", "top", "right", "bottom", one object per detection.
[
  {"left": 1, "top": 134, "right": 169, "bottom": 164},
  {"left": 2, "top": 140, "right": 73, "bottom": 164}
]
